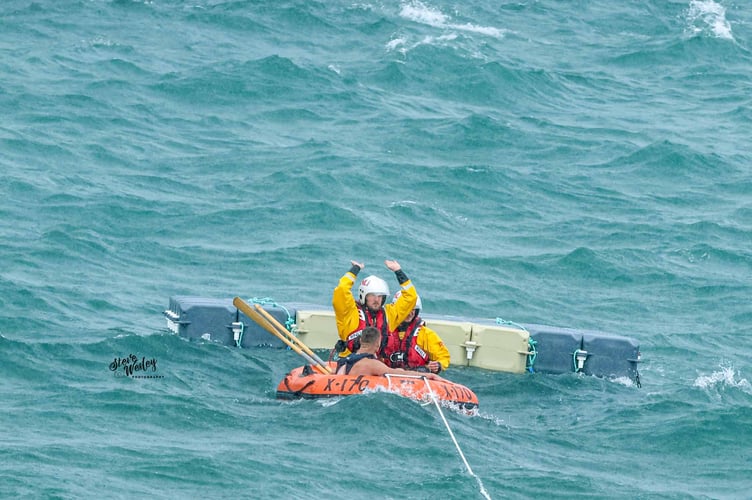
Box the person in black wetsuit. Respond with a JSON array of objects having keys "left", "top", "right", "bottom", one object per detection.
[{"left": 336, "top": 326, "right": 444, "bottom": 381}]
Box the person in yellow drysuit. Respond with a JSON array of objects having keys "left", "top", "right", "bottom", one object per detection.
[
  {"left": 331, "top": 259, "right": 417, "bottom": 357},
  {"left": 380, "top": 291, "right": 450, "bottom": 373}
]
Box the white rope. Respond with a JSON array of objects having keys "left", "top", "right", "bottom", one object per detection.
[{"left": 424, "top": 378, "right": 492, "bottom": 500}]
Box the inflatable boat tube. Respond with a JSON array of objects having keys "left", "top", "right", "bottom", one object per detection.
[{"left": 276, "top": 362, "right": 478, "bottom": 410}]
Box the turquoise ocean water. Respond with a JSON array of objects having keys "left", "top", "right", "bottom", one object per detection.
[{"left": 1, "top": 1, "right": 751, "bottom": 498}]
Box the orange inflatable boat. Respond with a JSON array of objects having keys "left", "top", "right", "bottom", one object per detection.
[{"left": 276, "top": 362, "right": 479, "bottom": 410}]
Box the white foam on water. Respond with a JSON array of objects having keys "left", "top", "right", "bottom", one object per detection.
[
  {"left": 398, "top": 0, "right": 505, "bottom": 39},
  {"left": 693, "top": 362, "right": 750, "bottom": 392},
  {"left": 385, "top": 36, "right": 408, "bottom": 52},
  {"left": 318, "top": 397, "right": 343, "bottom": 407},
  {"left": 684, "top": 0, "right": 733, "bottom": 40},
  {"left": 611, "top": 375, "right": 637, "bottom": 387},
  {"left": 400, "top": 0, "right": 450, "bottom": 27}
]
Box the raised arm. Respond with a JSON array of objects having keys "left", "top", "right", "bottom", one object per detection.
[
  {"left": 332, "top": 261, "right": 364, "bottom": 339},
  {"left": 384, "top": 260, "right": 417, "bottom": 327}
]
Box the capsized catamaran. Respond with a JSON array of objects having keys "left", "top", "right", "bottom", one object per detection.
[{"left": 163, "top": 295, "right": 642, "bottom": 386}]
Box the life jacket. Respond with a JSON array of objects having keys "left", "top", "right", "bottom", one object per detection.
[
  {"left": 336, "top": 353, "right": 376, "bottom": 375},
  {"left": 381, "top": 317, "right": 429, "bottom": 369},
  {"left": 344, "top": 305, "right": 389, "bottom": 353}
]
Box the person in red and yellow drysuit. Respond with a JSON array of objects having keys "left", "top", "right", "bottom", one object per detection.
[
  {"left": 380, "top": 291, "right": 450, "bottom": 374},
  {"left": 336, "top": 326, "right": 443, "bottom": 381}
]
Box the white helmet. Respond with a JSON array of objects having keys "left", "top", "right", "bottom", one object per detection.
[
  {"left": 358, "top": 276, "right": 389, "bottom": 305},
  {"left": 392, "top": 290, "right": 422, "bottom": 312}
]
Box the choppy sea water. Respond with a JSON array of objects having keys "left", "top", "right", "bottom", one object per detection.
[{"left": 1, "top": 1, "right": 751, "bottom": 498}]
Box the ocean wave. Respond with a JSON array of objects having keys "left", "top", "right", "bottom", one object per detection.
[{"left": 2, "top": 1, "right": 752, "bottom": 497}]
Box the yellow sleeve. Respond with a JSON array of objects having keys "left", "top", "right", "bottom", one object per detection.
[
  {"left": 332, "top": 271, "right": 360, "bottom": 341},
  {"left": 385, "top": 279, "right": 417, "bottom": 329},
  {"left": 418, "top": 324, "right": 451, "bottom": 370}
]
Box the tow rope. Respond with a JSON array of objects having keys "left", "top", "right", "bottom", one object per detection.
[{"left": 423, "top": 378, "right": 492, "bottom": 500}]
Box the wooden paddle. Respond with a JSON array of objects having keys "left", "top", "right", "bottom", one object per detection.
[
  {"left": 252, "top": 303, "right": 331, "bottom": 369},
  {"left": 233, "top": 297, "right": 332, "bottom": 374}
]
